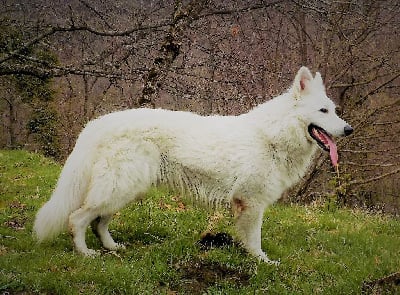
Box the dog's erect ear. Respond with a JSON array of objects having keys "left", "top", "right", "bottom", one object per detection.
[
  {"left": 314, "top": 72, "right": 323, "bottom": 84},
  {"left": 292, "top": 66, "right": 313, "bottom": 99}
]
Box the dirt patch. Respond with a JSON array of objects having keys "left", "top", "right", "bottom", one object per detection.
[
  {"left": 171, "top": 259, "right": 251, "bottom": 294},
  {"left": 362, "top": 272, "right": 400, "bottom": 294},
  {"left": 197, "top": 232, "right": 236, "bottom": 250}
]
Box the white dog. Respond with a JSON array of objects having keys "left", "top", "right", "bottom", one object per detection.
[{"left": 34, "top": 67, "right": 353, "bottom": 264}]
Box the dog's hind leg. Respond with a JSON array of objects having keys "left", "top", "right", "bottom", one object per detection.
[
  {"left": 70, "top": 206, "right": 125, "bottom": 255},
  {"left": 69, "top": 206, "right": 102, "bottom": 256},
  {"left": 234, "top": 202, "right": 279, "bottom": 265},
  {"left": 93, "top": 214, "right": 126, "bottom": 251},
  {"left": 70, "top": 141, "right": 160, "bottom": 256},
  {"left": 69, "top": 177, "right": 123, "bottom": 256}
]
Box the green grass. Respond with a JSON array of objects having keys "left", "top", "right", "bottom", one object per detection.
[{"left": 1, "top": 149, "right": 399, "bottom": 294}]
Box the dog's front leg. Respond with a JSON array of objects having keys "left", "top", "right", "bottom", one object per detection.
[{"left": 234, "top": 201, "right": 279, "bottom": 265}]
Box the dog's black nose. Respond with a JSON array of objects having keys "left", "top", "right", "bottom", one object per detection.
[{"left": 344, "top": 125, "right": 353, "bottom": 136}]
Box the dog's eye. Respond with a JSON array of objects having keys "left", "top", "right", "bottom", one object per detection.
[{"left": 319, "top": 108, "right": 328, "bottom": 113}]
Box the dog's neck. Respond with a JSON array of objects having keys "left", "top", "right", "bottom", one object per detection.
[{"left": 244, "top": 93, "right": 319, "bottom": 182}]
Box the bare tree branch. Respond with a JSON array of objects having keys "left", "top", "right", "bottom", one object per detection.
[
  {"left": 355, "top": 72, "right": 400, "bottom": 105},
  {"left": 349, "top": 168, "right": 400, "bottom": 186},
  {"left": 0, "top": 54, "right": 143, "bottom": 80},
  {"left": 198, "top": 1, "right": 285, "bottom": 18},
  {"left": 0, "top": 22, "right": 172, "bottom": 66}
]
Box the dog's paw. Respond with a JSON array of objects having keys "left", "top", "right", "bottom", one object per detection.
[
  {"left": 256, "top": 252, "right": 280, "bottom": 266},
  {"left": 103, "top": 240, "right": 126, "bottom": 251},
  {"left": 111, "top": 243, "right": 126, "bottom": 251}
]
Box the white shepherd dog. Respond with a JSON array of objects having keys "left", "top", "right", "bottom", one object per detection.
[{"left": 34, "top": 67, "right": 353, "bottom": 264}]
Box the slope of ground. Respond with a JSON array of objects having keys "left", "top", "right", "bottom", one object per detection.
[{"left": 0, "top": 150, "right": 399, "bottom": 294}]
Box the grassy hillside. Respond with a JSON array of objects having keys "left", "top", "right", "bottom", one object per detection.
[{"left": 1, "top": 150, "right": 399, "bottom": 294}]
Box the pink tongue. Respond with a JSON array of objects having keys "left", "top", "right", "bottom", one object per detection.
[{"left": 326, "top": 137, "right": 338, "bottom": 167}]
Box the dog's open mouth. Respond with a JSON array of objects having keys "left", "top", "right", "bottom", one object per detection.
[{"left": 308, "top": 124, "right": 338, "bottom": 167}]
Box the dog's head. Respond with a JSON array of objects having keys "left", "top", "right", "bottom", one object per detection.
[{"left": 291, "top": 67, "right": 353, "bottom": 167}]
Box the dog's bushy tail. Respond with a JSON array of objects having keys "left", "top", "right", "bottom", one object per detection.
[{"left": 33, "top": 149, "right": 90, "bottom": 242}]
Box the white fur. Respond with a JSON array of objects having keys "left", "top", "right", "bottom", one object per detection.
[{"left": 33, "top": 67, "right": 352, "bottom": 264}]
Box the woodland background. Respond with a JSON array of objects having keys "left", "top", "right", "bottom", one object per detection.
[{"left": 0, "top": 0, "right": 399, "bottom": 214}]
